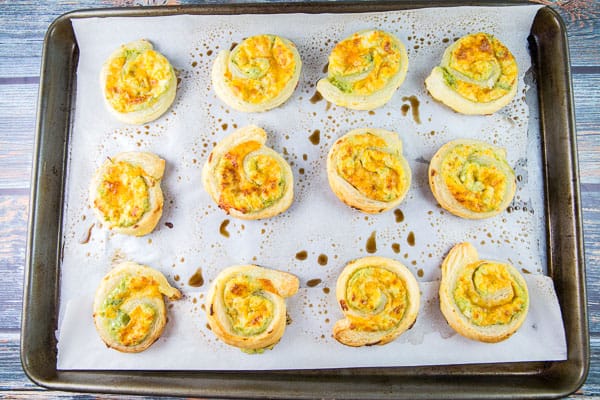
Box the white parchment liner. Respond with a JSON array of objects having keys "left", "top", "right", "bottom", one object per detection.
[{"left": 57, "top": 5, "right": 567, "bottom": 370}]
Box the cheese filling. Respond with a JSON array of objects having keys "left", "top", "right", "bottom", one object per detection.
[
  {"left": 95, "top": 161, "right": 151, "bottom": 227},
  {"left": 441, "top": 33, "right": 517, "bottom": 103},
  {"left": 100, "top": 275, "right": 161, "bottom": 346},
  {"left": 215, "top": 141, "right": 285, "bottom": 214},
  {"left": 345, "top": 267, "right": 408, "bottom": 332},
  {"left": 225, "top": 35, "right": 296, "bottom": 104},
  {"left": 453, "top": 261, "right": 527, "bottom": 327},
  {"left": 105, "top": 48, "right": 174, "bottom": 113},
  {"left": 335, "top": 133, "right": 407, "bottom": 202},
  {"left": 327, "top": 30, "right": 402, "bottom": 96},
  {"left": 440, "top": 144, "right": 510, "bottom": 213},
  {"left": 223, "top": 274, "right": 275, "bottom": 336}
]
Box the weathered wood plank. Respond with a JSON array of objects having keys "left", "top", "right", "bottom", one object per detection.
[
  {"left": 0, "top": 0, "right": 597, "bottom": 80},
  {"left": 576, "top": 134, "right": 600, "bottom": 185},
  {"left": 2, "top": 328, "right": 600, "bottom": 396},
  {"left": 0, "top": 331, "right": 41, "bottom": 391},
  {"left": 582, "top": 189, "right": 600, "bottom": 337},
  {"left": 0, "top": 195, "right": 29, "bottom": 330},
  {"left": 0, "top": 83, "right": 37, "bottom": 190},
  {"left": 573, "top": 74, "right": 600, "bottom": 135}
]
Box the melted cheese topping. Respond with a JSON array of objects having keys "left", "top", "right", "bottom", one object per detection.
[
  {"left": 444, "top": 33, "right": 517, "bottom": 103},
  {"left": 223, "top": 274, "right": 275, "bottom": 336},
  {"left": 105, "top": 48, "right": 174, "bottom": 113},
  {"left": 101, "top": 275, "right": 161, "bottom": 347},
  {"left": 215, "top": 141, "right": 285, "bottom": 214},
  {"left": 225, "top": 35, "right": 296, "bottom": 104},
  {"left": 440, "top": 144, "right": 508, "bottom": 213},
  {"left": 335, "top": 133, "right": 407, "bottom": 202},
  {"left": 453, "top": 261, "right": 527, "bottom": 327},
  {"left": 345, "top": 267, "right": 408, "bottom": 332},
  {"left": 94, "top": 161, "right": 150, "bottom": 227},
  {"left": 328, "top": 31, "right": 402, "bottom": 96}
]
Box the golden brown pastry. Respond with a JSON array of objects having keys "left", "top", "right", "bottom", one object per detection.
[
  {"left": 205, "top": 265, "right": 299, "bottom": 352},
  {"left": 439, "top": 242, "right": 529, "bottom": 343},
  {"left": 211, "top": 34, "right": 302, "bottom": 112},
  {"left": 333, "top": 256, "right": 420, "bottom": 347},
  {"left": 100, "top": 39, "right": 177, "bottom": 124},
  {"left": 327, "top": 128, "right": 411, "bottom": 213},
  {"left": 93, "top": 261, "right": 181, "bottom": 353},
  {"left": 317, "top": 30, "right": 408, "bottom": 110},
  {"left": 202, "top": 125, "right": 294, "bottom": 220},
  {"left": 425, "top": 32, "right": 518, "bottom": 115},
  {"left": 89, "top": 151, "right": 165, "bottom": 236},
  {"left": 428, "top": 139, "right": 516, "bottom": 219}
]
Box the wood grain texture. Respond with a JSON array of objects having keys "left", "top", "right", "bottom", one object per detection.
[
  {"left": 0, "top": 1, "right": 597, "bottom": 74},
  {"left": 0, "top": 195, "right": 29, "bottom": 330},
  {"left": 0, "top": 0, "right": 598, "bottom": 398},
  {"left": 0, "top": 84, "right": 37, "bottom": 189}
]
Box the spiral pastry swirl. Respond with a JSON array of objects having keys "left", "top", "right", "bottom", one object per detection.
[
  {"left": 425, "top": 32, "right": 518, "bottom": 115},
  {"left": 93, "top": 262, "right": 181, "bottom": 353},
  {"left": 100, "top": 39, "right": 177, "bottom": 124},
  {"left": 211, "top": 34, "right": 302, "bottom": 112},
  {"left": 206, "top": 265, "right": 299, "bottom": 352},
  {"left": 429, "top": 139, "right": 516, "bottom": 219},
  {"left": 202, "top": 125, "right": 294, "bottom": 220},
  {"left": 317, "top": 30, "right": 408, "bottom": 110},
  {"left": 327, "top": 128, "right": 411, "bottom": 213},
  {"left": 89, "top": 151, "right": 165, "bottom": 236},
  {"left": 439, "top": 242, "right": 529, "bottom": 343},
  {"left": 333, "top": 256, "right": 420, "bottom": 347}
]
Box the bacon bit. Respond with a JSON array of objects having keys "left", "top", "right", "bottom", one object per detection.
[
  {"left": 340, "top": 299, "right": 349, "bottom": 311},
  {"left": 209, "top": 304, "right": 214, "bottom": 316},
  {"left": 431, "top": 169, "right": 437, "bottom": 177},
  {"left": 479, "top": 38, "right": 492, "bottom": 52},
  {"left": 208, "top": 152, "right": 213, "bottom": 163},
  {"left": 383, "top": 40, "right": 392, "bottom": 53},
  {"left": 230, "top": 284, "right": 242, "bottom": 295},
  {"left": 456, "top": 47, "right": 468, "bottom": 60}
]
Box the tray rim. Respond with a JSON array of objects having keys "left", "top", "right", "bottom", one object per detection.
[{"left": 21, "top": 2, "right": 589, "bottom": 399}]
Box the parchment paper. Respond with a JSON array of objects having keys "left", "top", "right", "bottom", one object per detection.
[{"left": 57, "top": 5, "right": 567, "bottom": 370}]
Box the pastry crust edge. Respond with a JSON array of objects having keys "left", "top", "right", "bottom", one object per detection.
[
  {"left": 92, "top": 261, "right": 181, "bottom": 353},
  {"left": 428, "top": 139, "right": 516, "bottom": 219},
  {"left": 89, "top": 151, "right": 165, "bottom": 236},
  {"left": 205, "top": 264, "right": 299, "bottom": 350},
  {"left": 211, "top": 35, "right": 302, "bottom": 113},
  {"left": 99, "top": 39, "right": 177, "bottom": 125},
  {"left": 326, "top": 128, "right": 411, "bottom": 214},
  {"left": 201, "top": 125, "right": 294, "bottom": 220},
  {"left": 438, "top": 242, "right": 529, "bottom": 343},
  {"left": 333, "top": 256, "right": 420, "bottom": 347},
  {"left": 316, "top": 30, "right": 409, "bottom": 111}
]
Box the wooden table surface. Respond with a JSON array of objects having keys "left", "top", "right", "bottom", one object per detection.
[{"left": 1, "top": 0, "right": 599, "bottom": 398}]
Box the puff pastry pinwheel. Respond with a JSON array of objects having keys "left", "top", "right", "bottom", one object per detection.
[
  {"left": 206, "top": 265, "right": 299, "bottom": 352},
  {"left": 327, "top": 128, "right": 411, "bottom": 213},
  {"left": 316, "top": 30, "right": 408, "bottom": 111},
  {"left": 89, "top": 151, "right": 165, "bottom": 236},
  {"left": 93, "top": 261, "right": 181, "bottom": 353},
  {"left": 211, "top": 34, "right": 302, "bottom": 112},
  {"left": 333, "top": 256, "right": 420, "bottom": 347},
  {"left": 428, "top": 139, "right": 516, "bottom": 219},
  {"left": 100, "top": 39, "right": 177, "bottom": 124},
  {"left": 202, "top": 125, "right": 294, "bottom": 220},
  {"left": 425, "top": 32, "right": 518, "bottom": 115},
  {"left": 439, "top": 242, "right": 529, "bottom": 343}
]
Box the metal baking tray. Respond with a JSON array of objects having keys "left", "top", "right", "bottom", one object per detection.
[{"left": 22, "top": 2, "right": 588, "bottom": 398}]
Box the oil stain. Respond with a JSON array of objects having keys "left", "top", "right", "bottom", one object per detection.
[
  {"left": 366, "top": 231, "right": 377, "bottom": 254},
  {"left": 188, "top": 268, "right": 204, "bottom": 287}
]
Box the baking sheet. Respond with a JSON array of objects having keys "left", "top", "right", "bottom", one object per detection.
[{"left": 56, "top": 5, "right": 567, "bottom": 370}]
